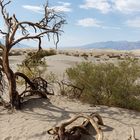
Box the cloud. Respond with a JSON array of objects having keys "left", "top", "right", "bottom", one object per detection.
[
  {"left": 51, "top": 2, "right": 72, "bottom": 12},
  {"left": 22, "top": 5, "right": 43, "bottom": 14},
  {"left": 22, "top": 2, "right": 72, "bottom": 14},
  {"left": 80, "top": 0, "right": 112, "bottom": 14},
  {"left": 102, "top": 26, "right": 121, "bottom": 30},
  {"left": 115, "top": 0, "right": 140, "bottom": 13},
  {"left": 76, "top": 18, "right": 101, "bottom": 27},
  {"left": 80, "top": 0, "right": 140, "bottom": 14},
  {"left": 76, "top": 18, "right": 121, "bottom": 30},
  {"left": 126, "top": 17, "right": 140, "bottom": 27}
]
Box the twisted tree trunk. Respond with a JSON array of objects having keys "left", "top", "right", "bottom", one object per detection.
[
  {"left": 2, "top": 48, "right": 20, "bottom": 109},
  {"left": 15, "top": 72, "right": 36, "bottom": 89},
  {"left": 0, "top": 0, "right": 65, "bottom": 109}
]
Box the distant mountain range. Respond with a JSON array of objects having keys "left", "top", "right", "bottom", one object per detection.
[
  {"left": 0, "top": 39, "right": 31, "bottom": 48},
  {"left": 1, "top": 39, "right": 140, "bottom": 50},
  {"left": 13, "top": 43, "right": 32, "bottom": 48},
  {"left": 78, "top": 41, "right": 140, "bottom": 50}
]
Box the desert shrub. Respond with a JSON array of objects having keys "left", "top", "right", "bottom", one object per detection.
[
  {"left": 17, "top": 50, "right": 48, "bottom": 84},
  {"left": 24, "top": 49, "right": 56, "bottom": 66},
  {"left": 66, "top": 58, "right": 140, "bottom": 111},
  {"left": 25, "top": 50, "right": 47, "bottom": 66},
  {"left": 64, "top": 52, "right": 71, "bottom": 56},
  {"left": 27, "top": 49, "right": 56, "bottom": 59},
  {"left": 17, "top": 64, "right": 47, "bottom": 79},
  {"left": 81, "top": 53, "right": 88, "bottom": 60},
  {"left": 74, "top": 53, "right": 80, "bottom": 57},
  {"left": 81, "top": 53, "right": 88, "bottom": 57},
  {"left": 17, "top": 49, "right": 58, "bottom": 86},
  {"left": 45, "top": 71, "right": 57, "bottom": 83},
  {"left": 44, "top": 49, "right": 57, "bottom": 56}
]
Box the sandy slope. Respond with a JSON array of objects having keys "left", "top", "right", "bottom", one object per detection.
[
  {"left": 45, "top": 54, "right": 86, "bottom": 79},
  {"left": 0, "top": 53, "right": 140, "bottom": 140},
  {"left": 0, "top": 96, "right": 140, "bottom": 140}
]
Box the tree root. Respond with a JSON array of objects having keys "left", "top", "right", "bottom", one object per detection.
[{"left": 15, "top": 72, "right": 54, "bottom": 100}]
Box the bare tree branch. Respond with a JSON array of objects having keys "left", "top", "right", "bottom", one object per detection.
[
  {"left": 0, "top": 42, "right": 5, "bottom": 50},
  {"left": 0, "top": 0, "right": 66, "bottom": 109},
  {"left": 0, "top": 0, "right": 11, "bottom": 23},
  {"left": 1, "top": 0, "right": 66, "bottom": 50},
  {"left": 0, "top": 29, "right": 7, "bottom": 35},
  {"left": 11, "top": 29, "right": 60, "bottom": 48}
]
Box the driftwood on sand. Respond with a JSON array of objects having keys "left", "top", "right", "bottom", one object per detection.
[
  {"left": 48, "top": 112, "right": 104, "bottom": 140},
  {"left": 48, "top": 112, "right": 137, "bottom": 140}
]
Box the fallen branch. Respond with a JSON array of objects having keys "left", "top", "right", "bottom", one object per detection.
[
  {"left": 48, "top": 112, "right": 138, "bottom": 140},
  {"left": 128, "top": 127, "right": 136, "bottom": 140},
  {"left": 47, "top": 113, "right": 104, "bottom": 140}
]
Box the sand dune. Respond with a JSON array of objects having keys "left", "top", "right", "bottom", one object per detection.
[{"left": 0, "top": 53, "right": 140, "bottom": 140}]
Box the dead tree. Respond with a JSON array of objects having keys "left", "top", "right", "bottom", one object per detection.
[
  {"left": 47, "top": 113, "right": 104, "bottom": 140},
  {"left": 0, "top": 0, "right": 66, "bottom": 109}
]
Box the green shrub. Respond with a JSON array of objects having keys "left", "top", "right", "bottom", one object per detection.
[
  {"left": 81, "top": 53, "right": 88, "bottom": 59},
  {"left": 47, "top": 49, "right": 57, "bottom": 56},
  {"left": 17, "top": 50, "right": 48, "bottom": 84},
  {"left": 66, "top": 58, "right": 140, "bottom": 111},
  {"left": 27, "top": 49, "right": 56, "bottom": 58},
  {"left": 24, "top": 50, "right": 47, "bottom": 66}
]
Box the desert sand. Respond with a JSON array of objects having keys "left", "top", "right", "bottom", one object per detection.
[{"left": 0, "top": 51, "right": 140, "bottom": 140}]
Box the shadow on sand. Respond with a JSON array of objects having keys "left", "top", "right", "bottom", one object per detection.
[{"left": 21, "top": 96, "right": 114, "bottom": 133}]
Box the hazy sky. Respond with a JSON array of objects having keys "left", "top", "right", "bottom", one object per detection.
[{"left": 1, "top": 0, "right": 140, "bottom": 48}]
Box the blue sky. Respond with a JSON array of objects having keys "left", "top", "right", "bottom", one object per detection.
[{"left": 1, "top": 0, "right": 140, "bottom": 48}]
